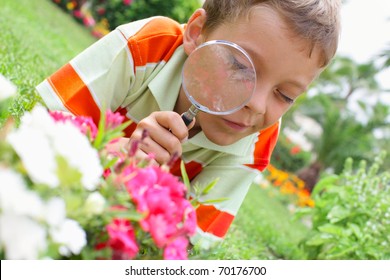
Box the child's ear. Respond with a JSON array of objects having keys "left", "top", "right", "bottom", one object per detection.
[{"left": 183, "top": 8, "right": 207, "bottom": 55}]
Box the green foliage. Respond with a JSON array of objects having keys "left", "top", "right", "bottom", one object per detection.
[
  {"left": 298, "top": 152, "right": 390, "bottom": 259},
  {"left": 92, "top": 0, "right": 201, "bottom": 30},
  {"left": 315, "top": 56, "right": 381, "bottom": 99},
  {"left": 271, "top": 133, "right": 312, "bottom": 173},
  {"left": 299, "top": 94, "right": 388, "bottom": 174},
  {"left": 284, "top": 53, "right": 389, "bottom": 189},
  {"left": 191, "top": 185, "right": 309, "bottom": 260}
]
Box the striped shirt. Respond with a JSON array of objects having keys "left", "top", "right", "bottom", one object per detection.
[{"left": 36, "top": 16, "right": 279, "bottom": 247}]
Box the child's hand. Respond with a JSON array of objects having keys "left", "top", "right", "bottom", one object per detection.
[{"left": 128, "top": 111, "right": 194, "bottom": 165}]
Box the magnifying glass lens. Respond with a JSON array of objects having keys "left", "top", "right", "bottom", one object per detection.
[{"left": 182, "top": 40, "right": 256, "bottom": 119}]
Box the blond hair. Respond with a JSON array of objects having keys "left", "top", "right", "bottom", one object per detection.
[{"left": 202, "top": 0, "right": 341, "bottom": 67}]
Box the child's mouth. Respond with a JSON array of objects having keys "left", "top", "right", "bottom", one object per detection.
[{"left": 222, "top": 119, "right": 250, "bottom": 131}]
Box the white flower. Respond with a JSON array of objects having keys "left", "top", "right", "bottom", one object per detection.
[
  {"left": 19, "top": 105, "right": 58, "bottom": 135},
  {"left": 0, "top": 168, "right": 26, "bottom": 209},
  {"left": 44, "top": 197, "right": 66, "bottom": 227},
  {"left": 50, "top": 219, "right": 87, "bottom": 256},
  {"left": 0, "top": 213, "right": 47, "bottom": 259},
  {"left": 0, "top": 74, "right": 17, "bottom": 102},
  {"left": 6, "top": 105, "right": 103, "bottom": 189},
  {"left": 84, "top": 192, "right": 106, "bottom": 215},
  {"left": 51, "top": 121, "right": 103, "bottom": 190},
  {"left": 0, "top": 168, "right": 45, "bottom": 219},
  {"left": 6, "top": 107, "right": 59, "bottom": 188}
]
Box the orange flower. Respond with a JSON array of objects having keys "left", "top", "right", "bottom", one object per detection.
[
  {"left": 263, "top": 164, "right": 313, "bottom": 207},
  {"left": 67, "top": 2, "right": 76, "bottom": 10},
  {"left": 297, "top": 189, "right": 315, "bottom": 207},
  {"left": 290, "top": 146, "right": 301, "bottom": 155},
  {"left": 280, "top": 181, "right": 297, "bottom": 195}
]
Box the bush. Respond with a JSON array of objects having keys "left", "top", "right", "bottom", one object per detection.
[
  {"left": 297, "top": 152, "right": 390, "bottom": 259},
  {"left": 91, "top": 0, "right": 201, "bottom": 30},
  {"left": 51, "top": 0, "right": 202, "bottom": 37}
]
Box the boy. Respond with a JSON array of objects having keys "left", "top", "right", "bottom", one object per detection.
[{"left": 36, "top": 0, "right": 341, "bottom": 246}]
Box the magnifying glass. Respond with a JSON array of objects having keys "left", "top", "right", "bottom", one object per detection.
[{"left": 181, "top": 40, "right": 257, "bottom": 126}]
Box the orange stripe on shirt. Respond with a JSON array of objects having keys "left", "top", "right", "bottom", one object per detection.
[
  {"left": 246, "top": 122, "right": 280, "bottom": 171},
  {"left": 196, "top": 204, "right": 235, "bottom": 238},
  {"left": 126, "top": 17, "right": 184, "bottom": 67},
  {"left": 48, "top": 63, "right": 101, "bottom": 124}
]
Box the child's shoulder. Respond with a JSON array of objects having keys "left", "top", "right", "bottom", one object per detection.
[
  {"left": 116, "top": 16, "right": 185, "bottom": 41},
  {"left": 116, "top": 16, "right": 185, "bottom": 65}
]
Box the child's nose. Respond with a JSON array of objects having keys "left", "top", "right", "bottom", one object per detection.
[{"left": 245, "top": 86, "right": 268, "bottom": 115}]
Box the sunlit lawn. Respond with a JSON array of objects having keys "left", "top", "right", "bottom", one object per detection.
[
  {"left": 0, "top": 0, "right": 96, "bottom": 123},
  {"left": 1, "top": 0, "right": 309, "bottom": 259},
  {"left": 198, "top": 184, "right": 309, "bottom": 259}
]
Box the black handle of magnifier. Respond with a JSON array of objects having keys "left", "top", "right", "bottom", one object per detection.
[{"left": 181, "top": 105, "right": 199, "bottom": 126}]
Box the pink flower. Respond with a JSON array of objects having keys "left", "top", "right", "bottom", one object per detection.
[
  {"left": 49, "top": 111, "right": 97, "bottom": 140},
  {"left": 91, "top": 30, "right": 104, "bottom": 39},
  {"left": 164, "top": 237, "right": 189, "bottom": 260},
  {"left": 96, "top": 7, "right": 106, "bottom": 15},
  {"left": 123, "top": 0, "right": 133, "bottom": 6},
  {"left": 106, "top": 218, "right": 139, "bottom": 259},
  {"left": 83, "top": 16, "right": 96, "bottom": 27},
  {"left": 103, "top": 168, "right": 111, "bottom": 178},
  {"left": 146, "top": 214, "right": 169, "bottom": 247},
  {"left": 73, "top": 10, "right": 82, "bottom": 19},
  {"left": 180, "top": 200, "right": 197, "bottom": 234},
  {"left": 124, "top": 166, "right": 186, "bottom": 213},
  {"left": 123, "top": 166, "right": 196, "bottom": 255},
  {"left": 105, "top": 110, "right": 124, "bottom": 130}
]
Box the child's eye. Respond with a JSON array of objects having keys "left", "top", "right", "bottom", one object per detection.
[
  {"left": 276, "top": 89, "right": 295, "bottom": 104},
  {"left": 227, "top": 56, "right": 256, "bottom": 83},
  {"left": 231, "top": 57, "right": 247, "bottom": 70}
]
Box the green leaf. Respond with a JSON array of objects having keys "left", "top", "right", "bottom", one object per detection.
[
  {"left": 348, "top": 223, "right": 363, "bottom": 240},
  {"left": 311, "top": 175, "right": 339, "bottom": 198},
  {"left": 200, "top": 197, "right": 229, "bottom": 204},
  {"left": 318, "top": 224, "right": 348, "bottom": 237},
  {"left": 180, "top": 160, "right": 190, "bottom": 189},
  {"left": 102, "top": 156, "right": 119, "bottom": 169},
  {"left": 93, "top": 107, "right": 106, "bottom": 150},
  {"left": 326, "top": 205, "right": 351, "bottom": 223},
  {"left": 326, "top": 245, "right": 358, "bottom": 260},
  {"left": 56, "top": 155, "right": 82, "bottom": 187},
  {"left": 201, "top": 177, "right": 219, "bottom": 195},
  {"left": 292, "top": 207, "right": 313, "bottom": 221},
  {"left": 109, "top": 210, "right": 145, "bottom": 221},
  {"left": 306, "top": 232, "right": 333, "bottom": 246}
]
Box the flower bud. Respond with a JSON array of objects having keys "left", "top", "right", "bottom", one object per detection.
[{"left": 84, "top": 192, "right": 106, "bottom": 215}]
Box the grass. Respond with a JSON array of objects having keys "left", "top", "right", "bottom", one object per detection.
[
  {"left": 1, "top": 0, "right": 310, "bottom": 259},
  {"left": 0, "top": 0, "right": 96, "bottom": 124},
  {"left": 194, "top": 184, "right": 309, "bottom": 259}
]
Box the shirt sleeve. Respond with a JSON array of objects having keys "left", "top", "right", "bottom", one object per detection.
[{"left": 36, "top": 28, "right": 135, "bottom": 124}]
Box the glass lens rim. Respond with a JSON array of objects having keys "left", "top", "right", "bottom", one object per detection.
[{"left": 181, "top": 39, "right": 257, "bottom": 115}]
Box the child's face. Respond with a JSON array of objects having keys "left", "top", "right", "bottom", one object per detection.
[{"left": 183, "top": 6, "right": 323, "bottom": 145}]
